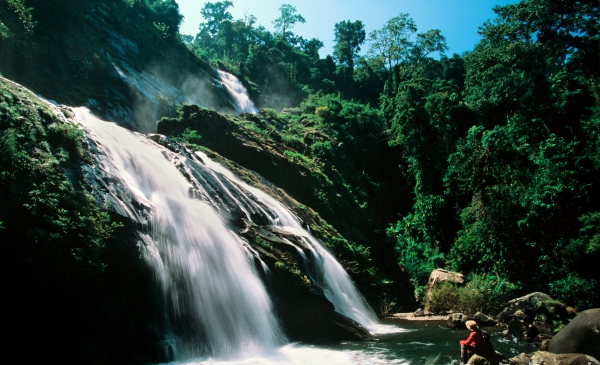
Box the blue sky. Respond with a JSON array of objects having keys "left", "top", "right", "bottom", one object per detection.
[{"left": 175, "top": 0, "right": 518, "bottom": 58}]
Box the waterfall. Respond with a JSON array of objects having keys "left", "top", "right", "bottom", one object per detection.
[
  {"left": 74, "top": 100, "right": 387, "bottom": 360},
  {"left": 75, "top": 108, "right": 284, "bottom": 360},
  {"left": 217, "top": 70, "right": 258, "bottom": 114},
  {"left": 195, "top": 151, "right": 381, "bottom": 332}
]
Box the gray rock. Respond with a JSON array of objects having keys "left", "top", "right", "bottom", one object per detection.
[
  {"left": 427, "top": 269, "right": 465, "bottom": 288},
  {"left": 446, "top": 312, "right": 472, "bottom": 329},
  {"left": 548, "top": 308, "right": 600, "bottom": 360},
  {"left": 467, "top": 351, "right": 509, "bottom": 365},
  {"left": 473, "top": 312, "right": 497, "bottom": 327},
  {"left": 530, "top": 351, "right": 600, "bottom": 365},
  {"left": 497, "top": 292, "right": 553, "bottom": 324},
  {"left": 509, "top": 353, "right": 532, "bottom": 365}
]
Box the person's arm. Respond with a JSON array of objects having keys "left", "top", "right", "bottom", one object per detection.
[{"left": 459, "top": 331, "right": 477, "bottom": 345}]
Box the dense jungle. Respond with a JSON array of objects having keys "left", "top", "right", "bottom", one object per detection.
[{"left": 0, "top": 0, "right": 599, "bottom": 363}]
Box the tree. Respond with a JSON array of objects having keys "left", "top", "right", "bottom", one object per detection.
[
  {"left": 300, "top": 37, "right": 324, "bottom": 61},
  {"left": 368, "top": 14, "right": 416, "bottom": 70},
  {"left": 0, "top": 0, "right": 36, "bottom": 38},
  {"left": 146, "top": 0, "right": 183, "bottom": 38},
  {"left": 199, "top": 1, "right": 233, "bottom": 36},
  {"left": 272, "top": 4, "right": 305, "bottom": 39},
  {"left": 410, "top": 29, "right": 447, "bottom": 71},
  {"left": 333, "top": 20, "right": 365, "bottom": 70},
  {"left": 464, "top": 0, "right": 599, "bottom": 129}
]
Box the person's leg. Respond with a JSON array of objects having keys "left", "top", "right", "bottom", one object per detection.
[{"left": 460, "top": 345, "right": 469, "bottom": 364}]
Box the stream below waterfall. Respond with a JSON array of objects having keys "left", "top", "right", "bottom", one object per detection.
[{"left": 160, "top": 320, "right": 536, "bottom": 365}]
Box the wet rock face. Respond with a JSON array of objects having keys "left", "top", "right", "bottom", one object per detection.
[
  {"left": 548, "top": 308, "right": 600, "bottom": 360},
  {"left": 157, "top": 106, "right": 319, "bottom": 212},
  {"left": 241, "top": 220, "right": 371, "bottom": 342},
  {"left": 85, "top": 127, "right": 371, "bottom": 345}
]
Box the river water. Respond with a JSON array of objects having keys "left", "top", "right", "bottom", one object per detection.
[{"left": 162, "top": 319, "right": 535, "bottom": 365}]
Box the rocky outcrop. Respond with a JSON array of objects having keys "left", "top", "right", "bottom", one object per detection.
[
  {"left": 240, "top": 220, "right": 371, "bottom": 342},
  {"left": 425, "top": 269, "right": 465, "bottom": 304},
  {"left": 158, "top": 106, "right": 323, "bottom": 215},
  {"left": 496, "top": 293, "right": 579, "bottom": 347},
  {"left": 427, "top": 269, "right": 465, "bottom": 287},
  {"left": 0, "top": 1, "right": 228, "bottom": 131},
  {"left": 446, "top": 311, "right": 495, "bottom": 329},
  {"left": 548, "top": 308, "right": 600, "bottom": 360},
  {"left": 497, "top": 292, "right": 553, "bottom": 324}
]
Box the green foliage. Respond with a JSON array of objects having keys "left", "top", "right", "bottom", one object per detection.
[
  {"left": 380, "top": 0, "right": 599, "bottom": 312},
  {"left": 368, "top": 14, "right": 417, "bottom": 70},
  {"left": 458, "top": 274, "right": 520, "bottom": 315},
  {"left": 425, "top": 274, "right": 520, "bottom": 314},
  {"left": 424, "top": 282, "right": 458, "bottom": 313},
  {"left": 172, "top": 127, "right": 203, "bottom": 149},
  {"left": 3, "top": 0, "right": 36, "bottom": 33},
  {"left": 569, "top": 212, "right": 600, "bottom": 256},
  {"left": 199, "top": 1, "right": 233, "bottom": 35},
  {"left": 272, "top": 4, "right": 305, "bottom": 39},
  {"left": 333, "top": 20, "right": 365, "bottom": 70},
  {"left": 549, "top": 274, "right": 599, "bottom": 310},
  {"left": 0, "top": 81, "right": 119, "bottom": 286},
  {"left": 387, "top": 208, "right": 445, "bottom": 287}
]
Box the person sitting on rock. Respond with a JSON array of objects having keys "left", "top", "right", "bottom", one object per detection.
[{"left": 460, "top": 320, "right": 496, "bottom": 364}]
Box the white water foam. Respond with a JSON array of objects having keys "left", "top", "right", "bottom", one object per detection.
[
  {"left": 217, "top": 71, "right": 258, "bottom": 114},
  {"left": 75, "top": 108, "right": 284, "bottom": 359},
  {"left": 194, "top": 151, "right": 405, "bottom": 335},
  {"left": 162, "top": 343, "right": 410, "bottom": 365}
]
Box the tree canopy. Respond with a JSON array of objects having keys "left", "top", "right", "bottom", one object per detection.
[
  {"left": 333, "top": 20, "right": 365, "bottom": 70},
  {"left": 272, "top": 4, "right": 305, "bottom": 39}
]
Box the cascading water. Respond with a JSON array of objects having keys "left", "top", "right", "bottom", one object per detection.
[
  {"left": 72, "top": 69, "right": 401, "bottom": 362},
  {"left": 194, "top": 151, "right": 383, "bottom": 333},
  {"left": 75, "top": 108, "right": 284, "bottom": 360},
  {"left": 216, "top": 70, "right": 258, "bottom": 114}
]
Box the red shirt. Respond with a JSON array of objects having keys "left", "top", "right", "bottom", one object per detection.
[
  {"left": 460, "top": 330, "right": 495, "bottom": 357},
  {"left": 460, "top": 330, "right": 483, "bottom": 346}
]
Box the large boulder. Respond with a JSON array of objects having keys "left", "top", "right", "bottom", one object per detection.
[
  {"left": 531, "top": 351, "right": 600, "bottom": 365},
  {"left": 427, "top": 269, "right": 465, "bottom": 288},
  {"left": 473, "top": 312, "right": 497, "bottom": 327},
  {"left": 548, "top": 308, "right": 600, "bottom": 360},
  {"left": 497, "top": 292, "right": 553, "bottom": 324}
]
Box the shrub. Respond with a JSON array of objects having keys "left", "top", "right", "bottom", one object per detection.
[
  {"left": 424, "top": 282, "right": 459, "bottom": 313},
  {"left": 173, "top": 127, "right": 202, "bottom": 149},
  {"left": 455, "top": 284, "right": 487, "bottom": 315},
  {"left": 315, "top": 106, "right": 330, "bottom": 119},
  {"left": 456, "top": 274, "right": 520, "bottom": 315},
  {"left": 424, "top": 274, "right": 520, "bottom": 315},
  {"left": 549, "top": 274, "right": 599, "bottom": 310}
]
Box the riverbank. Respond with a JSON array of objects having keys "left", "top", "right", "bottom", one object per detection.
[{"left": 391, "top": 312, "right": 450, "bottom": 321}]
